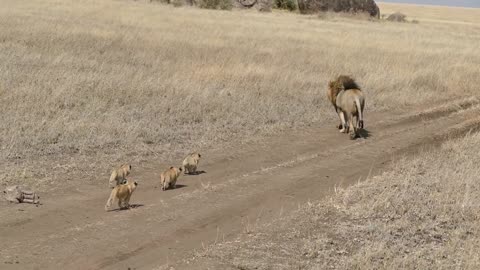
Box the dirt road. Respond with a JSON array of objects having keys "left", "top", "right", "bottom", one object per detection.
[{"left": 1, "top": 98, "right": 479, "bottom": 270}]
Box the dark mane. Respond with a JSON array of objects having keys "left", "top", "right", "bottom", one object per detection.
[{"left": 335, "top": 75, "right": 361, "bottom": 90}]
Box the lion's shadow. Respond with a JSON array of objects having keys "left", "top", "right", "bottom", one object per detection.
[
  {"left": 357, "top": 128, "right": 371, "bottom": 139},
  {"left": 154, "top": 184, "right": 188, "bottom": 190},
  {"left": 185, "top": 170, "right": 206, "bottom": 176}
]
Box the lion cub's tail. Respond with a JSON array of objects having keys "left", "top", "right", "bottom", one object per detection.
[
  {"left": 160, "top": 173, "right": 166, "bottom": 191},
  {"left": 108, "top": 170, "right": 118, "bottom": 189},
  {"left": 105, "top": 188, "right": 117, "bottom": 211}
]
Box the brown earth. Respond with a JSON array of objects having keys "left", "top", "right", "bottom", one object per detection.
[{"left": 1, "top": 98, "right": 480, "bottom": 270}]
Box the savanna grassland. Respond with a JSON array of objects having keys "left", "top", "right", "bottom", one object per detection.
[
  {"left": 1, "top": 1, "right": 480, "bottom": 269},
  {"left": 195, "top": 131, "right": 480, "bottom": 270},
  {"left": 379, "top": 1, "right": 480, "bottom": 24},
  {"left": 0, "top": 0, "right": 479, "bottom": 192},
  {"left": 183, "top": 4, "right": 480, "bottom": 269}
]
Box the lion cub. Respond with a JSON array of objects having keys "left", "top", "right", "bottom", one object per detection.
[
  {"left": 108, "top": 164, "right": 132, "bottom": 189},
  {"left": 160, "top": 167, "right": 182, "bottom": 191},
  {"left": 105, "top": 179, "right": 138, "bottom": 211},
  {"left": 182, "top": 153, "right": 201, "bottom": 175}
]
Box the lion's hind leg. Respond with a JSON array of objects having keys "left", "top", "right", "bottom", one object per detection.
[
  {"left": 118, "top": 197, "right": 124, "bottom": 209},
  {"left": 162, "top": 176, "right": 169, "bottom": 191},
  {"left": 338, "top": 111, "right": 347, "bottom": 133},
  {"left": 172, "top": 178, "right": 177, "bottom": 189},
  {"left": 349, "top": 114, "right": 357, "bottom": 140},
  {"left": 125, "top": 193, "right": 132, "bottom": 209}
]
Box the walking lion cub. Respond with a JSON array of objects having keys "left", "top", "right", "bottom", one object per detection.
[
  {"left": 182, "top": 152, "right": 201, "bottom": 175},
  {"left": 160, "top": 167, "right": 182, "bottom": 191},
  {"left": 105, "top": 179, "right": 138, "bottom": 211},
  {"left": 108, "top": 164, "right": 132, "bottom": 188}
]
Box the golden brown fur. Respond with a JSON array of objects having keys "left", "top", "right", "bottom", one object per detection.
[
  {"left": 160, "top": 166, "right": 182, "bottom": 191},
  {"left": 182, "top": 152, "right": 201, "bottom": 175},
  {"left": 335, "top": 86, "right": 365, "bottom": 140},
  {"left": 105, "top": 179, "right": 138, "bottom": 211},
  {"left": 327, "top": 75, "right": 361, "bottom": 129},
  {"left": 108, "top": 164, "right": 132, "bottom": 188}
]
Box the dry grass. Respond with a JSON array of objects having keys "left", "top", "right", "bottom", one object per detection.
[
  {"left": 198, "top": 132, "right": 480, "bottom": 269},
  {"left": 378, "top": 2, "right": 480, "bottom": 25},
  {"left": 0, "top": 0, "right": 479, "bottom": 190}
]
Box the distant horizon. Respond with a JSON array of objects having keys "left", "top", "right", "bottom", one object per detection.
[{"left": 379, "top": 0, "right": 480, "bottom": 8}]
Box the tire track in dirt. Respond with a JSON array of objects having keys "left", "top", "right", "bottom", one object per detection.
[{"left": 1, "top": 99, "right": 479, "bottom": 270}]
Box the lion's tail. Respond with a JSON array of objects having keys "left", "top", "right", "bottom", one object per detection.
[
  {"left": 105, "top": 188, "right": 117, "bottom": 211},
  {"left": 108, "top": 170, "right": 117, "bottom": 188},
  {"left": 355, "top": 97, "right": 364, "bottom": 129},
  {"left": 160, "top": 174, "right": 166, "bottom": 191}
]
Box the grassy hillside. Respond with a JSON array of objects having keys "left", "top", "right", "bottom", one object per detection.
[
  {"left": 1, "top": 0, "right": 479, "bottom": 189},
  {"left": 194, "top": 132, "right": 480, "bottom": 269}
]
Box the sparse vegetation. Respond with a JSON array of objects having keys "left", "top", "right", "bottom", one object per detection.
[
  {"left": 275, "top": 0, "right": 297, "bottom": 11},
  {"left": 151, "top": 0, "right": 172, "bottom": 4},
  {"left": 387, "top": 12, "right": 407, "bottom": 22},
  {"left": 379, "top": 2, "right": 479, "bottom": 24},
  {"left": 171, "top": 0, "right": 184, "bottom": 7},
  {"left": 382, "top": 12, "right": 420, "bottom": 24},
  {"left": 257, "top": 0, "right": 273, "bottom": 12},
  {"left": 0, "top": 0, "right": 479, "bottom": 193},
  {"left": 198, "top": 0, "right": 233, "bottom": 10},
  {"left": 196, "top": 132, "right": 480, "bottom": 269},
  {"left": 298, "top": 0, "right": 380, "bottom": 17},
  {"left": 383, "top": 11, "right": 420, "bottom": 24}
]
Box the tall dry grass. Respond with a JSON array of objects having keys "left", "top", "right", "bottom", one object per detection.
[
  {"left": 198, "top": 132, "right": 480, "bottom": 269},
  {"left": 0, "top": 0, "right": 479, "bottom": 189}
]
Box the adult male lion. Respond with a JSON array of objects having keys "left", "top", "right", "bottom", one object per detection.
[
  {"left": 327, "top": 75, "right": 361, "bottom": 129},
  {"left": 328, "top": 76, "right": 365, "bottom": 139}
]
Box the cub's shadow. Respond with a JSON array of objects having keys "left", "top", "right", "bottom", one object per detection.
[
  {"left": 108, "top": 204, "right": 144, "bottom": 212},
  {"left": 185, "top": 170, "right": 207, "bottom": 176},
  {"left": 154, "top": 184, "right": 188, "bottom": 190}
]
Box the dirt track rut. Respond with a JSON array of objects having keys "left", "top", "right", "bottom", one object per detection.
[{"left": 1, "top": 98, "right": 480, "bottom": 270}]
